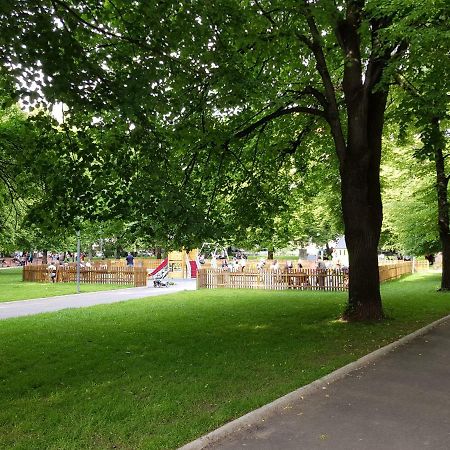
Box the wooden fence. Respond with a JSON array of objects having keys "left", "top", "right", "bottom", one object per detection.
[
  {"left": 379, "top": 262, "right": 413, "bottom": 283},
  {"left": 197, "top": 269, "right": 349, "bottom": 291},
  {"left": 23, "top": 265, "right": 147, "bottom": 287},
  {"left": 197, "top": 261, "right": 428, "bottom": 291}
]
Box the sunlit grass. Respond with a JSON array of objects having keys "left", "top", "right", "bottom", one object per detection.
[
  {"left": 0, "top": 272, "right": 449, "bottom": 449},
  {"left": 0, "top": 268, "right": 130, "bottom": 303}
]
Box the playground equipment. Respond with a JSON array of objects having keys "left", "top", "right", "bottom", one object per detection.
[
  {"left": 199, "top": 242, "right": 228, "bottom": 259},
  {"left": 153, "top": 268, "right": 170, "bottom": 287},
  {"left": 147, "top": 249, "right": 199, "bottom": 280},
  {"left": 147, "top": 243, "right": 228, "bottom": 281}
]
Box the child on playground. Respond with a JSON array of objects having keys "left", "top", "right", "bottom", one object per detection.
[{"left": 48, "top": 263, "right": 57, "bottom": 283}]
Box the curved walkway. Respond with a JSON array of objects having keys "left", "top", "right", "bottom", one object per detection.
[
  {"left": 0, "top": 279, "right": 196, "bottom": 320},
  {"left": 182, "top": 316, "right": 450, "bottom": 450}
]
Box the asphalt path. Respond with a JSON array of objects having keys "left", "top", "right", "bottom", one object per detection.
[
  {"left": 196, "top": 318, "right": 450, "bottom": 450},
  {"left": 0, "top": 279, "right": 196, "bottom": 320}
]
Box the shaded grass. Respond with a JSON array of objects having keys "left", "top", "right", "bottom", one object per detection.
[
  {"left": 0, "top": 273, "right": 449, "bottom": 449},
  {"left": 0, "top": 268, "right": 131, "bottom": 303}
]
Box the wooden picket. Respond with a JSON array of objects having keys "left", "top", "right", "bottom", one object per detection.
[
  {"left": 23, "top": 265, "right": 147, "bottom": 287},
  {"left": 378, "top": 262, "right": 413, "bottom": 282},
  {"left": 197, "top": 269, "right": 349, "bottom": 291},
  {"left": 197, "top": 261, "right": 426, "bottom": 291}
]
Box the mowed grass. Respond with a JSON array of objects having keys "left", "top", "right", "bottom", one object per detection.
[
  {"left": 0, "top": 268, "right": 131, "bottom": 302},
  {"left": 1, "top": 273, "right": 449, "bottom": 449}
]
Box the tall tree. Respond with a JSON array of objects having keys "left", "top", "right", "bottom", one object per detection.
[
  {"left": 380, "top": 0, "right": 450, "bottom": 288},
  {"left": 3, "top": 1, "right": 446, "bottom": 319}
]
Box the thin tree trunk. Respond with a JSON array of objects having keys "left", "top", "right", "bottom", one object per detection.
[
  {"left": 433, "top": 118, "right": 450, "bottom": 290},
  {"left": 267, "top": 247, "right": 274, "bottom": 260}
]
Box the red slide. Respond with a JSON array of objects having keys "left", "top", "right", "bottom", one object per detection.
[
  {"left": 150, "top": 258, "right": 168, "bottom": 276},
  {"left": 189, "top": 260, "right": 198, "bottom": 278}
]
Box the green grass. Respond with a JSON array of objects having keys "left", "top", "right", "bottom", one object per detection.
[
  {"left": 0, "top": 268, "right": 131, "bottom": 303},
  {"left": 1, "top": 273, "right": 449, "bottom": 449}
]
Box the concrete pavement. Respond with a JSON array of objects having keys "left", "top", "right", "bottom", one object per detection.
[
  {"left": 182, "top": 316, "right": 450, "bottom": 450},
  {"left": 0, "top": 279, "right": 196, "bottom": 319}
]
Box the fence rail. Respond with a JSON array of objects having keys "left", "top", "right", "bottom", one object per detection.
[
  {"left": 379, "top": 262, "right": 413, "bottom": 283},
  {"left": 23, "top": 265, "right": 147, "bottom": 287},
  {"left": 198, "top": 261, "right": 428, "bottom": 291},
  {"left": 198, "top": 269, "right": 349, "bottom": 291},
  {"left": 21, "top": 258, "right": 165, "bottom": 269}
]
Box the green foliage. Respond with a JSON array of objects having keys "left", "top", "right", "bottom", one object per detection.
[
  {"left": 373, "top": 0, "right": 450, "bottom": 259},
  {"left": 0, "top": 0, "right": 448, "bottom": 264},
  {"left": 381, "top": 129, "right": 440, "bottom": 255},
  {"left": 0, "top": 0, "right": 353, "bottom": 248}
]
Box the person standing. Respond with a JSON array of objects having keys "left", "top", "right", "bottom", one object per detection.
[
  {"left": 316, "top": 258, "right": 326, "bottom": 288},
  {"left": 126, "top": 252, "right": 134, "bottom": 267},
  {"left": 240, "top": 254, "right": 247, "bottom": 272},
  {"left": 48, "top": 262, "right": 57, "bottom": 283}
]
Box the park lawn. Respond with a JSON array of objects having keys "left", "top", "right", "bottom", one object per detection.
[
  {"left": 1, "top": 273, "right": 449, "bottom": 450},
  {"left": 0, "top": 268, "right": 131, "bottom": 303}
]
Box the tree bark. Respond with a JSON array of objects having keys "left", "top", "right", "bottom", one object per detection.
[
  {"left": 340, "top": 87, "right": 386, "bottom": 321},
  {"left": 335, "top": 11, "right": 388, "bottom": 321},
  {"left": 341, "top": 161, "right": 384, "bottom": 321},
  {"left": 433, "top": 118, "right": 450, "bottom": 290},
  {"left": 267, "top": 247, "right": 274, "bottom": 260}
]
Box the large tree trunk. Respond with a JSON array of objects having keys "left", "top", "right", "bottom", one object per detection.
[
  {"left": 341, "top": 158, "right": 384, "bottom": 320},
  {"left": 340, "top": 74, "right": 387, "bottom": 321},
  {"left": 440, "top": 235, "right": 450, "bottom": 290},
  {"left": 433, "top": 118, "right": 450, "bottom": 290},
  {"left": 320, "top": 10, "right": 393, "bottom": 321}
]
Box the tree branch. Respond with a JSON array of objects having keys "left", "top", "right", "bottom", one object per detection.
[
  {"left": 51, "top": 0, "right": 180, "bottom": 64},
  {"left": 254, "top": 0, "right": 277, "bottom": 27},
  {"left": 233, "top": 105, "right": 325, "bottom": 141},
  {"left": 301, "top": 0, "right": 346, "bottom": 165}
]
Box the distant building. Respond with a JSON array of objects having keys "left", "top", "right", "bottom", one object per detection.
[{"left": 332, "top": 236, "right": 349, "bottom": 267}]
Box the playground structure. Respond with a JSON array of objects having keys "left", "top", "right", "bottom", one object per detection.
[
  {"left": 145, "top": 249, "right": 199, "bottom": 281},
  {"left": 21, "top": 249, "right": 201, "bottom": 287}
]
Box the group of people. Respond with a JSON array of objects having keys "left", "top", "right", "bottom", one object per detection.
[
  {"left": 204, "top": 255, "right": 346, "bottom": 272},
  {"left": 46, "top": 256, "right": 94, "bottom": 282},
  {"left": 202, "top": 252, "right": 248, "bottom": 272},
  {"left": 257, "top": 258, "right": 303, "bottom": 271},
  {"left": 215, "top": 255, "right": 247, "bottom": 272}
]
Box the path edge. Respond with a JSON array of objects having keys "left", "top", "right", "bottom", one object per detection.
[{"left": 179, "top": 313, "right": 450, "bottom": 450}]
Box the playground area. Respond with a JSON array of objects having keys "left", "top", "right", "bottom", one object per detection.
[
  {"left": 21, "top": 249, "right": 200, "bottom": 287},
  {"left": 21, "top": 254, "right": 430, "bottom": 291}
]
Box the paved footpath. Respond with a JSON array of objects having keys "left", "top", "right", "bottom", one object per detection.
[
  {"left": 183, "top": 317, "right": 450, "bottom": 450},
  {"left": 0, "top": 279, "right": 196, "bottom": 320}
]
